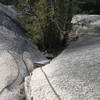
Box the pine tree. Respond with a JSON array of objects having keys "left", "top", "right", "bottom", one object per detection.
[{"left": 16, "top": 0, "right": 81, "bottom": 51}]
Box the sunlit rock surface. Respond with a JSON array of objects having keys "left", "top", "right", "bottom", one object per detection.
[
  {"left": 25, "top": 15, "right": 100, "bottom": 100},
  {"left": 0, "top": 3, "right": 45, "bottom": 100},
  {"left": 71, "top": 15, "right": 100, "bottom": 38}
]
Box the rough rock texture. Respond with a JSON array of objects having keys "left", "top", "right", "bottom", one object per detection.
[
  {"left": 25, "top": 15, "right": 100, "bottom": 100},
  {"left": 25, "top": 68, "right": 58, "bottom": 100},
  {"left": 0, "top": 3, "right": 45, "bottom": 100},
  {"left": 70, "top": 15, "right": 100, "bottom": 39}
]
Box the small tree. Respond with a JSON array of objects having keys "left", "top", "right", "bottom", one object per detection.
[{"left": 16, "top": 0, "right": 80, "bottom": 52}]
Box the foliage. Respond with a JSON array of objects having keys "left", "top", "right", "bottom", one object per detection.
[
  {"left": 15, "top": 0, "right": 77, "bottom": 52},
  {"left": 78, "top": 0, "right": 100, "bottom": 14},
  {"left": 5, "top": 0, "right": 100, "bottom": 52}
]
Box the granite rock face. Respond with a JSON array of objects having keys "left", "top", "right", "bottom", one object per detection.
[
  {"left": 25, "top": 15, "right": 100, "bottom": 100},
  {"left": 71, "top": 15, "right": 100, "bottom": 37},
  {"left": 0, "top": 3, "right": 45, "bottom": 100}
]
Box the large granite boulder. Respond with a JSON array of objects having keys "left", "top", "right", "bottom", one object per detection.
[
  {"left": 0, "top": 3, "right": 45, "bottom": 100},
  {"left": 71, "top": 15, "right": 100, "bottom": 37},
  {"left": 25, "top": 15, "right": 100, "bottom": 100}
]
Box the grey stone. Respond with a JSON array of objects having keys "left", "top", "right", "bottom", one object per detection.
[
  {"left": 0, "top": 3, "right": 45, "bottom": 100},
  {"left": 25, "top": 15, "right": 100, "bottom": 100},
  {"left": 0, "top": 51, "right": 18, "bottom": 93},
  {"left": 34, "top": 60, "right": 51, "bottom": 67},
  {"left": 25, "top": 68, "right": 58, "bottom": 100},
  {"left": 71, "top": 15, "right": 100, "bottom": 39},
  {"left": 0, "top": 84, "right": 25, "bottom": 100}
]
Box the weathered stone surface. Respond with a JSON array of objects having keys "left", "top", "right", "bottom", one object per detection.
[
  {"left": 25, "top": 15, "right": 100, "bottom": 100},
  {"left": 0, "top": 3, "right": 45, "bottom": 100},
  {"left": 0, "top": 84, "right": 25, "bottom": 100},
  {"left": 25, "top": 68, "right": 58, "bottom": 100},
  {"left": 0, "top": 51, "right": 18, "bottom": 93},
  {"left": 71, "top": 15, "right": 100, "bottom": 39}
]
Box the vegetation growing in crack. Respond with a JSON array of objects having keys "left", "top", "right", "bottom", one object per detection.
[{"left": 2, "top": 0, "right": 100, "bottom": 53}]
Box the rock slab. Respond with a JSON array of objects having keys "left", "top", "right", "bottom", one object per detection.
[
  {"left": 0, "top": 3, "right": 45, "bottom": 100},
  {"left": 25, "top": 15, "right": 100, "bottom": 100}
]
